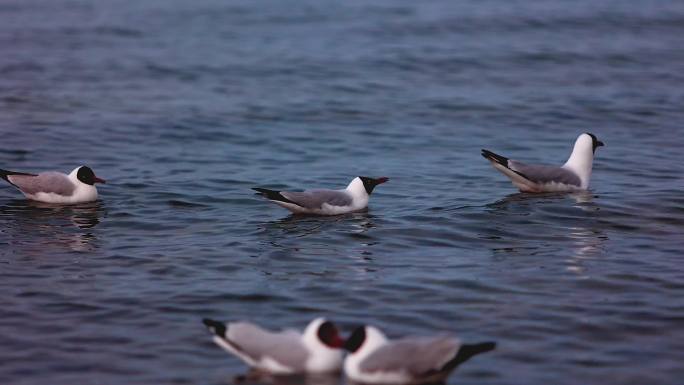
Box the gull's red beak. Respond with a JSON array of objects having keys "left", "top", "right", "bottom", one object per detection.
[
  {"left": 330, "top": 334, "right": 346, "bottom": 349},
  {"left": 375, "top": 177, "right": 389, "bottom": 185},
  {"left": 94, "top": 176, "right": 106, "bottom": 184},
  {"left": 320, "top": 322, "right": 346, "bottom": 349}
]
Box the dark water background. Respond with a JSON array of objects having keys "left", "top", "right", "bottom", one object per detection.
[{"left": 1, "top": 1, "right": 683, "bottom": 384}]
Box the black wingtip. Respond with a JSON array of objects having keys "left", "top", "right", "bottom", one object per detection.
[
  {"left": 0, "top": 169, "right": 36, "bottom": 186},
  {"left": 252, "top": 187, "right": 278, "bottom": 197},
  {"left": 481, "top": 149, "right": 509, "bottom": 166},
  {"left": 0, "top": 169, "right": 9, "bottom": 182},
  {"left": 251, "top": 187, "right": 300, "bottom": 206},
  {"left": 203, "top": 318, "right": 227, "bottom": 338},
  {"left": 450, "top": 341, "right": 496, "bottom": 368},
  {"left": 0, "top": 168, "right": 20, "bottom": 183}
]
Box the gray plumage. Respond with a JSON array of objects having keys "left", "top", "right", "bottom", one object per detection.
[
  {"left": 226, "top": 322, "right": 310, "bottom": 371},
  {"left": 7, "top": 172, "right": 76, "bottom": 195},
  {"left": 359, "top": 336, "right": 459, "bottom": 375},
  {"left": 508, "top": 161, "right": 581, "bottom": 186},
  {"left": 280, "top": 189, "right": 353, "bottom": 209}
]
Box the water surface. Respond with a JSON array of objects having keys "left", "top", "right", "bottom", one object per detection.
[{"left": 1, "top": 1, "right": 683, "bottom": 384}]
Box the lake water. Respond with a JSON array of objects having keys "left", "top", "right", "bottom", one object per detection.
[{"left": 1, "top": 1, "right": 683, "bottom": 384}]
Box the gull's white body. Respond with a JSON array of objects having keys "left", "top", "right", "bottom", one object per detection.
[
  {"left": 273, "top": 178, "right": 369, "bottom": 215},
  {"left": 344, "top": 325, "right": 495, "bottom": 385},
  {"left": 485, "top": 133, "right": 601, "bottom": 193},
  {"left": 208, "top": 318, "right": 343, "bottom": 374},
  {"left": 562, "top": 134, "right": 597, "bottom": 189},
  {"left": 491, "top": 163, "right": 584, "bottom": 193},
  {"left": 254, "top": 176, "right": 389, "bottom": 216},
  {"left": 344, "top": 326, "right": 412, "bottom": 384},
  {"left": 2, "top": 167, "right": 99, "bottom": 204}
]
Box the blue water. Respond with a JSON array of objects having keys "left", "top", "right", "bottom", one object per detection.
[{"left": 1, "top": 1, "right": 683, "bottom": 384}]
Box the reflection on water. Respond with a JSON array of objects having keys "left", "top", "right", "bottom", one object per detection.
[
  {"left": 568, "top": 190, "right": 597, "bottom": 206},
  {"left": 255, "top": 212, "right": 379, "bottom": 277},
  {"left": 0, "top": 200, "right": 105, "bottom": 253},
  {"left": 486, "top": 191, "right": 593, "bottom": 211},
  {"left": 256, "top": 213, "right": 377, "bottom": 243},
  {"left": 565, "top": 226, "right": 608, "bottom": 276},
  {"left": 484, "top": 191, "right": 609, "bottom": 277},
  {"left": 67, "top": 203, "right": 104, "bottom": 229},
  {"left": 231, "top": 370, "right": 340, "bottom": 385},
  {"left": 1, "top": 199, "right": 104, "bottom": 229},
  {"left": 346, "top": 379, "right": 446, "bottom": 385},
  {"left": 2, "top": 0, "right": 684, "bottom": 383}
]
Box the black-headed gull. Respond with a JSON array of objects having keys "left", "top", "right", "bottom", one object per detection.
[
  {"left": 482, "top": 133, "right": 604, "bottom": 193},
  {"left": 253, "top": 176, "right": 389, "bottom": 215},
  {"left": 202, "top": 317, "right": 345, "bottom": 374},
  {"left": 343, "top": 325, "right": 495, "bottom": 384},
  {"left": 0, "top": 165, "right": 105, "bottom": 204}
]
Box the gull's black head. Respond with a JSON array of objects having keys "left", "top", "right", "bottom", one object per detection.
[
  {"left": 202, "top": 318, "right": 227, "bottom": 338},
  {"left": 317, "top": 320, "right": 345, "bottom": 349},
  {"left": 77, "top": 166, "right": 106, "bottom": 185},
  {"left": 585, "top": 133, "right": 604, "bottom": 153},
  {"left": 343, "top": 325, "right": 366, "bottom": 353},
  {"left": 358, "top": 176, "right": 389, "bottom": 195}
]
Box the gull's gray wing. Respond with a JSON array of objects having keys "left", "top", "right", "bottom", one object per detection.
[
  {"left": 226, "top": 322, "right": 309, "bottom": 371},
  {"left": 280, "top": 189, "right": 352, "bottom": 209},
  {"left": 7, "top": 172, "right": 76, "bottom": 195},
  {"left": 360, "top": 336, "right": 460, "bottom": 376},
  {"left": 508, "top": 161, "right": 581, "bottom": 186}
]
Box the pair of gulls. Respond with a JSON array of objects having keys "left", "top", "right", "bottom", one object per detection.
[
  {"left": 0, "top": 133, "right": 604, "bottom": 210},
  {"left": 202, "top": 317, "right": 496, "bottom": 384},
  {"left": 254, "top": 133, "right": 603, "bottom": 214}
]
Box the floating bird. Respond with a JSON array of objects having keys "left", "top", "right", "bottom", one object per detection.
[
  {"left": 253, "top": 176, "right": 389, "bottom": 215},
  {"left": 0, "top": 165, "right": 105, "bottom": 204},
  {"left": 482, "top": 133, "right": 604, "bottom": 193},
  {"left": 202, "top": 317, "right": 345, "bottom": 374},
  {"left": 343, "top": 325, "right": 495, "bottom": 384}
]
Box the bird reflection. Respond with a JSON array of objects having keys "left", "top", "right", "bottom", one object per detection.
[
  {"left": 346, "top": 382, "right": 445, "bottom": 385},
  {"left": 255, "top": 212, "right": 379, "bottom": 274},
  {"left": 0, "top": 199, "right": 104, "bottom": 253},
  {"left": 487, "top": 191, "right": 569, "bottom": 211},
  {"left": 564, "top": 225, "right": 608, "bottom": 277},
  {"left": 568, "top": 190, "right": 595, "bottom": 205},
  {"left": 488, "top": 190, "right": 598, "bottom": 209},
  {"left": 258, "top": 212, "right": 377, "bottom": 238},
  {"left": 485, "top": 191, "right": 607, "bottom": 276},
  {"left": 29, "top": 200, "right": 103, "bottom": 229},
  {"left": 230, "top": 370, "right": 341, "bottom": 385}
]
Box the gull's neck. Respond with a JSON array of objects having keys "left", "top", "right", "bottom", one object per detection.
[
  {"left": 346, "top": 177, "right": 369, "bottom": 198},
  {"left": 355, "top": 327, "right": 388, "bottom": 361},
  {"left": 563, "top": 139, "right": 594, "bottom": 189},
  {"left": 68, "top": 168, "right": 80, "bottom": 181}
]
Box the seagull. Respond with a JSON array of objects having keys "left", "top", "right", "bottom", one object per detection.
[
  {"left": 482, "top": 133, "right": 604, "bottom": 193},
  {"left": 202, "top": 317, "right": 346, "bottom": 374},
  {"left": 0, "top": 165, "right": 105, "bottom": 204},
  {"left": 252, "top": 176, "right": 389, "bottom": 215},
  {"left": 343, "top": 325, "right": 496, "bottom": 385}
]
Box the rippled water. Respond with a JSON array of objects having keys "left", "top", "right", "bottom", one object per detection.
[{"left": 1, "top": 1, "right": 684, "bottom": 384}]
